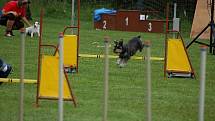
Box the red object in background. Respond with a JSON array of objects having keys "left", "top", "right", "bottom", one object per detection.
[
  {"left": 116, "top": 10, "right": 140, "bottom": 31},
  {"left": 94, "top": 10, "right": 165, "bottom": 33}
]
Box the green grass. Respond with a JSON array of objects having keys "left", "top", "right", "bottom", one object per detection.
[{"left": 0, "top": 11, "right": 215, "bottom": 121}]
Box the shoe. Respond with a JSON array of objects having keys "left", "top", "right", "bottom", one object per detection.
[
  {"left": 4, "top": 31, "right": 14, "bottom": 37},
  {"left": 10, "top": 31, "right": 15, "bottom": 36},
  {"left": 4, "top": 33, "right": 12, "bottom": 37}
]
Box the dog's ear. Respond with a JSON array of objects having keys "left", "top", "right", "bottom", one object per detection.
[
  {"left": 137, "top": 35, "right": 141, "bottom": 38},
  {"left": 119, "top": 39, "right": 123, "bottom": 45},
  {"left": 114, "top": 40, "right": 118, "bottom": 44}
]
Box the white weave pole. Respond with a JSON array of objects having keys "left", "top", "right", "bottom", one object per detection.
[
  {"left": 19, "top": 28, "right": 25, "bottom": 121},
  {"left": 102, "top": 36, "right": 110, "bottom": 121},
  {"left": 145, "top": 41, "right": 152, "bottom": 121},
  {"left": 198, "top": 46, "right": 207, "bottom": 121},
  {"left": 58, "top": 32, "right": 64, "bottom": 121}
]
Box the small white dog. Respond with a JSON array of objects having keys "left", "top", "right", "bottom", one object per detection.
[{"left": 25, "top": 21, "right": 40, "bottom": 38}]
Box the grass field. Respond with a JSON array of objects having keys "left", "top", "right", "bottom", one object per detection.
[{"left": 0, "top": 9, "right": 215, "bottom": 121}]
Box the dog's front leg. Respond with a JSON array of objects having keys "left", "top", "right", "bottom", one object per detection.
[
  {"left": 37, "top": 30, "right": 40, "bottom": 37},
  {"left": 116, "top": 58, "right": 121, "bottom": 65},
  {"left": 30, "top": 32, "right": 33, "bottom": 38},
  {"left": 119, "top": 59, "right": 126, "bottom": 68}
]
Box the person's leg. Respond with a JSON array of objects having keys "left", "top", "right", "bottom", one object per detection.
[
  {"left": 4, "top": 13, "right": 16, "bottom": 37},
  {"left": 12, "top": 18, "right": 24, "bottom": 32},
  {"left": 0, "top": 14, "right": 25, "bottom": 37},
  {"left": 13, "top": 18, "right": 24, "bottom": 30},
  {"left": 0, "top": 15, "right": 8, "bottom": 26}
]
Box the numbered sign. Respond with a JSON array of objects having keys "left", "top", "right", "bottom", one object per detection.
[
  {"left": 137, "top": 20, "right": 164, "bottom": 33},
  {"left": 125, "top": 17, "right": 129, "bottom": 26},
  {"left": 148, "top": 22, "right": 152, "bottom": 32},
  {"left": 102, "top": 14, "right": 116, "bottom": 30},
  {"left": 94, "top": 10, "right": 165, "bottom": 33},
  {"left": 94, "top": 14, "right": 116, "bottom": 30},
  {"left": 103, "top": 20, "right": 107, "bottom": 29},
  {"left": 116, "top": 10, "right": 140, "bottom": 31}
]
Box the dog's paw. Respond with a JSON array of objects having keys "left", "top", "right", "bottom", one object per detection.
[
  {"left": 119, "top": 63, "right": 126, "bottom": 68},
  {"left": 116, "top": 58, "right": 121, "bottom": 65}
]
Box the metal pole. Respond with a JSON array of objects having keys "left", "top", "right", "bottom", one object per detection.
[
  {"left": 71, "top": 0, "right": 75, "bottom": 34},
  {"left": 102, "top": 36, "right": 110, "bottom": 121},
  {"left": 19, "top": 28, "right": 25, "bottom": 121},
  {"left": 58, "top": 33, "right": 64, "bottom": 121},
  {"left": 198, "top": 46, "right": 207, "bottom": 121},
  {"left": 145, "top": 41, "right": 152, "bottom": 121},
  {"left": 173, "top": 3, "right": 177, "bottom": 38},
  {"left": 210, "top": 0, "right": 214, "bottom": 53},
  {"left": 36, "top": 8, "right": 44, "bottom": 107},
  {"left": 166, "top": 3, "right": 169, "bottom": 33},
  {"left": 173, "top": 3, "right": 177, "bottom": 19}
]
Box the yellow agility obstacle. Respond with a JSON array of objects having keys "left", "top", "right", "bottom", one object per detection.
[
  {"left": 55, "top": 35, "right": 78, "bottom": 71},
  {"left": 63, "top": 35, "right": 78, "bottom": 68},
  {"left": 164, "top": 32, "right": 195, "bottom": 78},
  {"left": 38, "top": 56, "right": 76, "bottom": 103},
  {"left": 37, "top": 50, "right": 77, "bottom": 106},
  {"left": 36, "top": 10, "right": 78, "bottom": 107},
  {"left": 36, "top": 43, "right": 77, "bottom": 106}
]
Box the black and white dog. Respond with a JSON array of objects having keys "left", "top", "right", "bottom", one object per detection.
[
  {"left": 113, "top": 36, "right": 144, "bottom": 67},
  {"left": 25, "top": 21, "right": 40, "bottom": 38}
]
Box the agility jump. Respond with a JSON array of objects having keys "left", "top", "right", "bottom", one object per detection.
[
  {"left": 79, "top": 53, "right": 163, "bottom": 61},
  {"left": 36, "top": 8, "right": 80, "bottom": 107},
  {"left": 164, "top": 3, "right": 195, "bottom": 78},
  {"left": 164, "top": 32, "right": 195, "bottom": 78}
]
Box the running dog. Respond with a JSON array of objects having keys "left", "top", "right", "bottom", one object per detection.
[
  {"left": 113, "top": 36, "right": 144, "bottom": 67},
  {"left": 25, "top": 21, "right": 40, "bottom": 38}
]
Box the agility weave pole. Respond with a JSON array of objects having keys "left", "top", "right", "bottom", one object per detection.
[
  {"left": 19, "top": 28, "right": 25, "bottom": 121},
  {"left": 58, "top": 32, "right": 64, "bottom": 121},
  {"left": 36, "top": 9, "right": 77, "bottom": 107},
  {"left": 145, "top": 41, "right": 152, "bottom": 121},
  {"left": 198, "top": 46, "right": 207, "bottom": 121},
  {"left": 102, "top": 36, "right": 110, "bottom": 121}
]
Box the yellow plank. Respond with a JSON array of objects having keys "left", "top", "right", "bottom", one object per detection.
[
  {"left": 0, "top": 78, "right": 37, "bottom": 83},
  {"left": 166, "top": 39, "right": 192, "bottom": 72},
  {"left": 39, "top": 55, "right": 72, "bottom": 99},
  {"left": 63, "top": 35, "right": 77, "bottom": 67}
]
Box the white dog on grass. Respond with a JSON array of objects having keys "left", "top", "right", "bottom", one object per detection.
[{"left": 25, "top": 21, "right": 40, "bottom": 38}]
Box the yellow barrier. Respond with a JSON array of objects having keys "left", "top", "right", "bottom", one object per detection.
[
  {"left": 0, "top": 78, "right": 37, "bottom": 83},
  {"left": 39, "top": 56, "right": 74, "bottom": 100},
  {"left": 64, "top": 35, "right": 78, "bottom": 68},
  {"left": 167, "top": 39, "right": 192, "bottom": 72},
  {"left": 79, "top": 54, "right": 164, "bottom": 61},
  {"left": 165, "top": 38, "right": 194, "bottom": 78}
]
